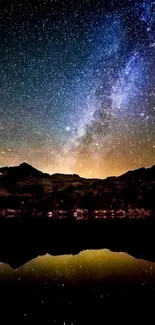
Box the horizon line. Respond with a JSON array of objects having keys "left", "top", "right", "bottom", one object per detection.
[{"left": 0, "top": 161, "right": 154, "bottom": 181}]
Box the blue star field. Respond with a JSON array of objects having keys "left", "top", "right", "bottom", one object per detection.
[{"left": 0, "top": 0, "right": 155, "bottom": 177}]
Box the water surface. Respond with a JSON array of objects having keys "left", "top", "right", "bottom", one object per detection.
[
  {"left": 1, "top": 249, "right": 155, "bottom": 321},
  {"left": 1, "top": 249, "right": 155, "bottom": 283}
]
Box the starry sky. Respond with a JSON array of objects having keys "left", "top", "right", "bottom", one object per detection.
[{"left": 0, "top": 0, "right": 155, "bottom": 178}]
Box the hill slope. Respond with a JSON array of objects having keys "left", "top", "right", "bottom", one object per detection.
[{"left": 0, "top": 163, "right": 155, "bottom": 210}]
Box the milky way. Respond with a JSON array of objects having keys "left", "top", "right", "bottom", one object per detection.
[{"left": 0, "top": 0, "right": 155, "bottom": 177}]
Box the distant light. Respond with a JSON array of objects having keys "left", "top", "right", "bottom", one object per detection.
[
  {"left": 150, "top": 42, "right": 155, "bottom": 47},
  {"left": 65, "top": 126, "right": 71, "bottom": 132}
]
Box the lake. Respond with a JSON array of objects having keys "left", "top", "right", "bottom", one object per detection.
[
  {"left": 0, "top": 217, "right": 155, "bottom": 321},
  {"left": 0, "top": 249, "right": 155, "bottom": 322}
]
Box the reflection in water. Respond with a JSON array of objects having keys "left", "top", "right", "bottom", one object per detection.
[
  {"left": 1, "top": 250, "right": 155, "bottom": 321},
  {"left": 0, "top": 249, "right": 155, "bottom": 283}
]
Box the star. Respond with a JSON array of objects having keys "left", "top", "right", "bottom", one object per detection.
[{"left": 0, "top": 0, "right": 154, "bottom": 178}]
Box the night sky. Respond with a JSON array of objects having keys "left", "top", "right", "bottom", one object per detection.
[{"left": 0, "top": 0, "right": 155, "bottom": 178}]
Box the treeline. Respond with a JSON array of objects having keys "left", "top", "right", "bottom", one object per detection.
[{"left": 0, "top": 182, "right": 155, "bottom": 211}]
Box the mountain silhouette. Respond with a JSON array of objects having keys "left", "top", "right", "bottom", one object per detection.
[{"left": 0, "top": 163, "right": 155, "bottom": 210}]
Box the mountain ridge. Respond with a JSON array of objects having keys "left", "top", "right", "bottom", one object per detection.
[
  {"left": 0, "top": 161, "right": 155, "bottom": 180},
  {"left": 0, "top": 162, "right": 155, "bottom": 211}
]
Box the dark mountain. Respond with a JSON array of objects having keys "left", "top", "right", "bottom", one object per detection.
[
  {"left": 0, "top": 163, "right": 155, "bottom": 211},
  {"left": 0, "top": 162, "right": 44, "bottom": 179},
  {"left": 118, "top": 165, "right": 155, "bottom": 183}
]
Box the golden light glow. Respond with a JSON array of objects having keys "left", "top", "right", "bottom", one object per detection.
[{"left": 1, "top": 250, "right": 154, "bottom": 283}]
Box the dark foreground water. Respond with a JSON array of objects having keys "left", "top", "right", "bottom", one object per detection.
[
  {"left": 0, "top": 249, "right": 155, "bottom": 322},
  {"left": 0, "top": 218, "right": 155, "bottom": 321}
]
